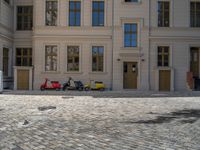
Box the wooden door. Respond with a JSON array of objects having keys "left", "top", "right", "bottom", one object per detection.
[
  {"left": 190, "top": 48, "right": 199, "bottom": 77},
  {"left": 159, "top": 70, "right": 170, "bottom": 91},
  {"left": 124, "top": 62, "right": 137, "bottom": 89},
  {"left": 17, "top": 70, "right": 29, "bottom": 90}
]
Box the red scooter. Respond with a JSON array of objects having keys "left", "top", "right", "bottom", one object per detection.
[{"left": 40, "top": 78, "right": 61, "bottom": 91}]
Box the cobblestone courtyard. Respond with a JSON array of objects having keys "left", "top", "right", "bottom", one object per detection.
[{"left": 0, "top": 91, "right": 200, "bottom": 150}]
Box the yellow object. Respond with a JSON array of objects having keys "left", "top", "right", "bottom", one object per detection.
[{"left": 84, "top": 81, "right": 105, "bottom": 90}]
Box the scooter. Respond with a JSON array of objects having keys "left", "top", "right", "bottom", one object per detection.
[
  {"left": 63, "top": 77, "right": 84, "bottom": 91},
  {"left": 40, "top": 78, "right": 61, "bottom": 91},
  {"left": 84, "top": 80, "right": 105, "bottom": 91}
]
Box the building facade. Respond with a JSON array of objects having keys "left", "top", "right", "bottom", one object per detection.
[{"left": 0, "top": 0, "right": 200, "bottom": 91}]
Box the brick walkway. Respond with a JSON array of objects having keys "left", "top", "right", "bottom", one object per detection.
[{"left": 0, "top": 92, "right": 200, "bottom": 150}]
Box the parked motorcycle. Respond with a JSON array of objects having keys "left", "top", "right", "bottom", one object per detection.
[
  {"left": 63, "top": 77, "right": 84, "bottom": 91},
  {"left": 84, "top": 80, "right": 105, "bottom": 91},
  {"left": 40, "top": 78, "right": 61, "bottom": 91}
]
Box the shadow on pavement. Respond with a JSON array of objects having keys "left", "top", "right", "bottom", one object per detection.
[{"left": 127, "top": 109, "right": 200, "bottom": 124}]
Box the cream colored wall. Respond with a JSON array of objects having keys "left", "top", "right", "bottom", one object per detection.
[
  {"left": 149, "top": 0, "right": 200, "bottom": 91},
  {"left": 0, "top": 0, "right": 14, "bottom": 77},
  {"left": 0, "top": 0, "right": 198, "bottom": 91},
  {"left": 33, "top": 0, "right": 113, "bottom": 90},
  {"left": 33, "top": 38, "right": 112, "bottom": 90},
  {"left": 112, "top": 0, "right": 150, "bottom": 91}
]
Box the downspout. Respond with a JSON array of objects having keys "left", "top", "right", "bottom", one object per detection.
[
  {"left": 111, "top": 0, "right": 114, "bottom": 90},
  {"left": 148, "top": 0, "right": 151, "bottom": 90}
]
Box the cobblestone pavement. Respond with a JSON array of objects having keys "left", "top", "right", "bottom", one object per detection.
[{"left": 0, "top": 92, "right": 200, "bottom": 150}]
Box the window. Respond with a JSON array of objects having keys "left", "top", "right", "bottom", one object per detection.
[
  {"left": 125, "top": 0, "right": 139, "bottom": 2},
  {"left": 124, "top": 23, "right": 137, "bottom": 47},
  {"left": 17, "top": 6, "right": 33, "bottom": 30},
  {"left": 191, "top": 2, "right": 200, "bottom": 27},
  {"left": 69, "top": 1, "right": 81, "bottom": 26},
  {"left": 4, "top": 0, "right": 10, "bottom": 4},
  {"left": 158, "top": 1, "right": 170, "bottom": 27},
  {"left": 92, "top": 1, "right": 104, "bottom": 26},
  {"left": 67, "top": 46, "right": 79, "bottom": 71},
  {"left": 158, "top": 46, "right": 169, "bottom": 67},
  {"left": 46, "top": 0, "right": 58, "bottom": 26},
  {"left": 3, "top": 48, "right": 9, "bottom": 76},
  {"left": 92, "top": 46, "right": 104, "bottom": 72},
  {"left": 16, "top": 48, "right": 32, "bottom": 66},
  {"left": 45, "top": 46, "right": 57, "bottom": 71}
]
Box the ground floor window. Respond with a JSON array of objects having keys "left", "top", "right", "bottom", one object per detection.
[
  {"left": 92, "top": 46, "right": 104, "bottom": 72},
  {"left": 3, "top": 48, "right": 9, "bottom": 76},
  {"left": 157, "top": 46, "right": 169, "bottom": 67},
  {"left": 16, "top": 48, "right": 32, "bottom": 66},
  {"left": 45, "top": 46, "right": 57, "bottom": 71},
  {"left": 67, "top": 46, "right": 79, "bottom": 72}
]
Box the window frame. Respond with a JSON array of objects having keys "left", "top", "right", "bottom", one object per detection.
[
  {"left": 124, "top": 23, "right": 138, "bottom": 48},
  {"left": 45, "top": 0, "right": 58, "bottom": 26},
  {"left": 66, "top": 45, "right": 80, "bottom": 72},
  {"left": 91, "top": 46, "right": 104, "bottom": 72},
  {"left": 190, "top": 1, "right": 200, "bottom": 27},
  {"left": 157, "top": 46, "right": 170, "bottom": 67},
  {"left": 157, "top": 1, "right": 170, "bottom": 27},
  {"left": 69, "top": 1, "right": 81, "bottom": 26},
  {"left": 16, "top": 6, "right": 33, "bottom": 31},
  {"left": 92, "top": 1, "right": 105, "bottom": 27},
  {"left": 15, "top": 48, "right": 32, "bottom": 67},
  {"left": 45, "top": 45, "right": 58, "bottom": 72}
]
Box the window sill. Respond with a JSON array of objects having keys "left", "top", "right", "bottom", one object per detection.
[
  {"left": 121, "top": 1, "right": 142, "bottom": 5},
  {"left": 41, "top": 71, "right": 61, "bottom": 74},
  {"left": 121, "top": 47, "right": 140, "bottom": 51},
  {"left": 89, "top": 72, "right": 108, "bottom": 75},
  {"left": 157, "top": 67, "right": 172, "bottom": 70},
  {"left": 64, "top": 71, "right": 83, "bottom": 74}
]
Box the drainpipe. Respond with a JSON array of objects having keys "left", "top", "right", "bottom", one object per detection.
[
  {"left": 111, "top": 0, "right": 114, "bottom": 91},
  {"left": 148, "top": 0, "right": 151, "bottom": 90}
]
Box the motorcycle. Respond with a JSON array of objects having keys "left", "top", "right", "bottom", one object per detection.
[
  {"left": 63, "top": 77, "right": 84, "bottom": 91},
  {"left": 40, "top": 78, "right": 61, "bottom": 91},
  {"left": 84, "top": 80, "right": 105, "bottom": 91}
]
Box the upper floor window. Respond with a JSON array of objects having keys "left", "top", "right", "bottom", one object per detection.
[
  {"left": 158, "top": 1, "right": 170, "bottom": 27},
  {"left": 92, "top": 1, "right": 104, "bottom": 26},
  {"left": 45, "top": 46, "right": 57, "bottom": 71},
  {"left": 16, "top": 48, "right": 32, "bottom": 66},
  {"left": 4, "top": 0, "right": 10, "bottom": 4},
  {"left": 69, "top": 1, "right": 81, "bottom": 26},
  {"left": 17, "top": 6, "right": 33, "bottom": 30},
  {"left": 124, "top": 23, "right": 137, "bottom": 47},
  {"left": 92, "top": 46, "right": 104, "bottom": 72},
  {"left": 157, "top": 46, "right": 169, "bottom": 67},
  {"left": 191, "top": 2, "right": 200, "bottom": 27},
  {"left": 125, "top": 0, "right": 139, "bottom": 2},
  {"left": 67, "top": 46, "right": 80, "bottom": 71},
  {"left": 46, "top": 0, "right": 58, "bottom": 26}
]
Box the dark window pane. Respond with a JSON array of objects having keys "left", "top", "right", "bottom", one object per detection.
[
  {"left": 158, "top": 1, "right": 170, "bottom": 27},
  {"left": 17, "top": 6, "right": 33, "bottom": 30},
  {"left": 92, "top": 46, "right": 104, "bottom": 72}
]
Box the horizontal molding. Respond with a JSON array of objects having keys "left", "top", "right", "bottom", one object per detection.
[
  {"left": 149, "top": 36, "right": 200, "bottom": 40},
  {"left": 33, "top": 35, "right": 112, "bottom": 40},
  {"left": 34, "top": 26, "right": 112, "bottom": 30}
]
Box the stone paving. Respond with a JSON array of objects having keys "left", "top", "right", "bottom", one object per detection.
[{"left": 0, "top": 91, "right": 200, "bottom": 150}]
